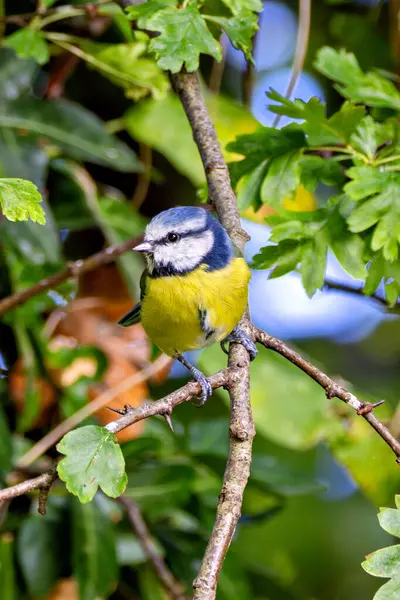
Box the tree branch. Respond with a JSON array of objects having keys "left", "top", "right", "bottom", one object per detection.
[
  {"left": 0, "top": 367, "right": 237, "bottom": 503},
  {"left": 0, "top": 466, "right": 58, "bottom": 504},
  {"left": 252, "top": 325, "right": 400, "bottom": 461},
  {"left": 0, "top": 236, "right": 140, "bottom": 316},
  {"left": 323, "top": 278, "right": 400, "bottom": 311},
  {"left": 118, "top": 495, "right": 186, "bottom": 600},
  {"left": 171, "top": 70, "right": 255, "bottom": 600}
]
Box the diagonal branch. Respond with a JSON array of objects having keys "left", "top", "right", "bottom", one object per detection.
[
  {"left": 0, "top": 236, "right": 141, "bottom": 316},
  {"left": 0, "top": 366, "right": 237, "bottom": 503},
  {"left": 171, "top": 70, "right": 255, "bottom": 600},
  {"left": 253, "top": 325, "right": 400, "bottom": 461},
  {"left": 118, "top": 495, "right": 186, "bottom": 600}
]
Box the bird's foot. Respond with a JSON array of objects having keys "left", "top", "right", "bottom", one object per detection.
[
  {"left": 220, "top": 327, "right": 258, "bottom": 361},
  {"left": 190, "top": 366, "right": 213, "bottom": 406},
  {"left": 175, "top": 354, "right": 213, "bottom": 406}
]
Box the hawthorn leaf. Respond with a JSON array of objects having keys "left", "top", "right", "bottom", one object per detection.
[
  {"left": 57, "top": 425, "right": 127, "bottom": 503},
  {"left": 301, "top": 234, "right": 328, "bottom": 297},
  {"left": 4, "top": 29, "right": 49, "bottom": 66},
  {"left": 260, "top": 149, "right": 302, "bottom": 207},
  {"left": 362, "top": 545, "right": 400, "bottom": 578},
  {"left": 379, "top": 507, "right": 400, "bottom": 538},
  {"left": 220, "top": 0, "right": 263, "bottom": 14},
  {"left": 205, "top": 12, "right": 258, "bottom": 60},
  {"left": 127, "top": 1, "right": 221, "bottom": 72},
  {"left": 315, "top": 47, "right": 400, "bottom": 110},
  {"left": 0, "top": 178, "right": 45, "bottom": 224}
]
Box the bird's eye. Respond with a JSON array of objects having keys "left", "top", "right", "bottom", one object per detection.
[{"left": 167, "top": 232, "right": 180, "bottom": 243}]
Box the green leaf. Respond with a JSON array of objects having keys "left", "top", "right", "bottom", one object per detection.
[
  {"left": 301, "top": 234, "right": 328, "bottom": 297},
  {"left": 329, "top": 415, "right": 400, "bottom": 505},
  {"left": 267, "top": 91, "right": 365, "bottom": 146},
  {"left": 0, "top": 98, "right": 139, "bottom": 171},
  {"left": 236, "top": 159, "right": 268, "bottom": 210},
  {"left": 301, "top": 156, "right": 345, "bottom": 192},
  {"left": 364, "top": 254, "right": 385, "bottom": 295},
  {"left": 124, "top": 93, "right": 203, "bottom": 185},
  {"left": 0, "top": 533, "right": 16, "bottom": 600},
  {"left": 378, "top": 507, "right": 400, "bottom": 538},
  {"left": 72, "top": 498, "right": 118, "bottom": 600},
  {"left": 385, "top": 281, "right": 400, "bottom": 307},
  {"left": 373, "top": 577, "right": 400, "bottom": 600},
  {"left": 199, "top": 345, "right": 335, "bottom": 451},
  {"left": 344, "top": 166, "right": 389, "bottom": 201},
  {"left": 362, "top": 545, "right": 400, "bottom": 578},
  {"left": 57, "top": 425, "right": 128, "bottom": 503},
  {"left": 347, "top": 183, "right": 396, "bottom": 231},
  {"left": 128, "top": 1, "right": 222, "bottom": 72},
  {"left": 57, "top": 35, "right": 169, "bottom": 101},
  {"left": 228, "top": 124, "right": 305, "bottom": 185},
  {"left": 0, "top": 178, "right": 45, "bottom": 224},
  {"left": 350, "top": 116, "right": 394, "bottom": 160},
  {"left": 220, "top": 0, "right": 263, "bottom": 14},
  {"left": 4, "top": 29, "right": 49, "bottom": 66},
  {"left": 260, "top": 150, "right": 302, "bottom": 207},
  {"left": 315, "top": 47, "right": 400, "bottom": 110},
  {"left": 205, "top": 12, "right": 258, "bottom": 60},
  {"left": 327, "top": 208, "right": 367, "bottom": 279},
  {"left": 17, "top": 500, "right": 65, "bottom": 597}
]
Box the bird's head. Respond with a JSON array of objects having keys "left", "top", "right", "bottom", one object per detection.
[{"left": 133, "top": 206, "right": 234, "bottom": 276}]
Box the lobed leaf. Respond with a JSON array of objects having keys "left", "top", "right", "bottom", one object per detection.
[
  {"left": 57, "top": 425, "right": 127, "bottom": 503},
  {"left": 4, "top": 29, "right": 49, "bottom": 66},
  {"left": 0, "top": 178, "right": 45, "bottom": 224},
  {"left": 127, "top": 1, "right": 221, "bottom": 72}
]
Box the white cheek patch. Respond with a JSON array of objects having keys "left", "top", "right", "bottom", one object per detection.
[{"left": 154, "top": 230, "right": 214, "bottom": 272}]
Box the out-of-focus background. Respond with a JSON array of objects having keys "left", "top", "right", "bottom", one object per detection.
[{"left": 0, "top": 1, "right": 399, "bottom": 599}]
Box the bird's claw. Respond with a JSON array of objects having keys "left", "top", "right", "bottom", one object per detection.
[
  {"left": 191, "top": 367, "right": 213, "bottom": 406},
  {"left": 220, "top": 327, "right": 258, "bottom": 361}
]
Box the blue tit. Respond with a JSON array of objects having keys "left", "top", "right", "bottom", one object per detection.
[{"left": 118, "top": 206, "right": 257, "bottom": 404}]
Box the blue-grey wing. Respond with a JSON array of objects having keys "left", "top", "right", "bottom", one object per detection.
[{"left": 117, "top": 270, "right": 147, "bottom": 327}]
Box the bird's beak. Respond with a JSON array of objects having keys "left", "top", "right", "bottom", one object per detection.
[{"left": 133, "top": 241, "right": 153, "bottom": 253}]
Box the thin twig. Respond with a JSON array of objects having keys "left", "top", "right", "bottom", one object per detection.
[
  {"left": 171, "top": 70, "right": 255, "bottom": 600},
  {"left": 0, "top": 466, "right": 58, "bottom": 504},
  {"left": 272, "top": 0, "right": 311, "bottom": 128},
  {"left": 0, "top": 236, "right": 141, "bottom": 316},
  {"left": 252, "top": 325, "right": 400, "bottom": 461},
  {"left": 0, "top": 367, "right": 236, "bottom": 503},
  {"left": 323, "top": 278, "right": 400, "bottom": 311},
  {"left": 16, "top": 354, "right": 171, "bottom": 469},
  {"left": 208, "top": 38, "right": 226, "bottom": 96},
  {"left": 118, "top": 495, "right": 186, "bottom": 600}
]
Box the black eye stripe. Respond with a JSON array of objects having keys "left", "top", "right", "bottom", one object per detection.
[{"left": 156, "top": 225, "right": 210, "bottom": 245}]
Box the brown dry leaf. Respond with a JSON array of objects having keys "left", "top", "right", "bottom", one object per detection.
[{"left": 47, "top": 578, "right": 78, "bottom": 600}]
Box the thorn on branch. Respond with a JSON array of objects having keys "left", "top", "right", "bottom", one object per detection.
[
  {"left": 357, "top": 400, "right": 385, "bottom": 416},
  {"left": 162, "top": 411, "right": 175, "bottom": 433},
  {"left": 106, "top": 403, "right": 134, "bottom": 416}
]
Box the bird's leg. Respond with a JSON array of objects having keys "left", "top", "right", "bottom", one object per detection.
[
  {"left": 220, "top": 326, "right": 258, "bottom": 361},
  {"left": 175, "top": 353, "right": 213, "bottom": 405}
]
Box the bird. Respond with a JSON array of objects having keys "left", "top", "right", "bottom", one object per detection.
[{"left": 117, "top": 206, "right": 257, "bottom": 404}]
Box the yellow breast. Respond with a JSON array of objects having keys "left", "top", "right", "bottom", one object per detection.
[{"left": 140, "top": 258, "right": 251, "bottom": 356}]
